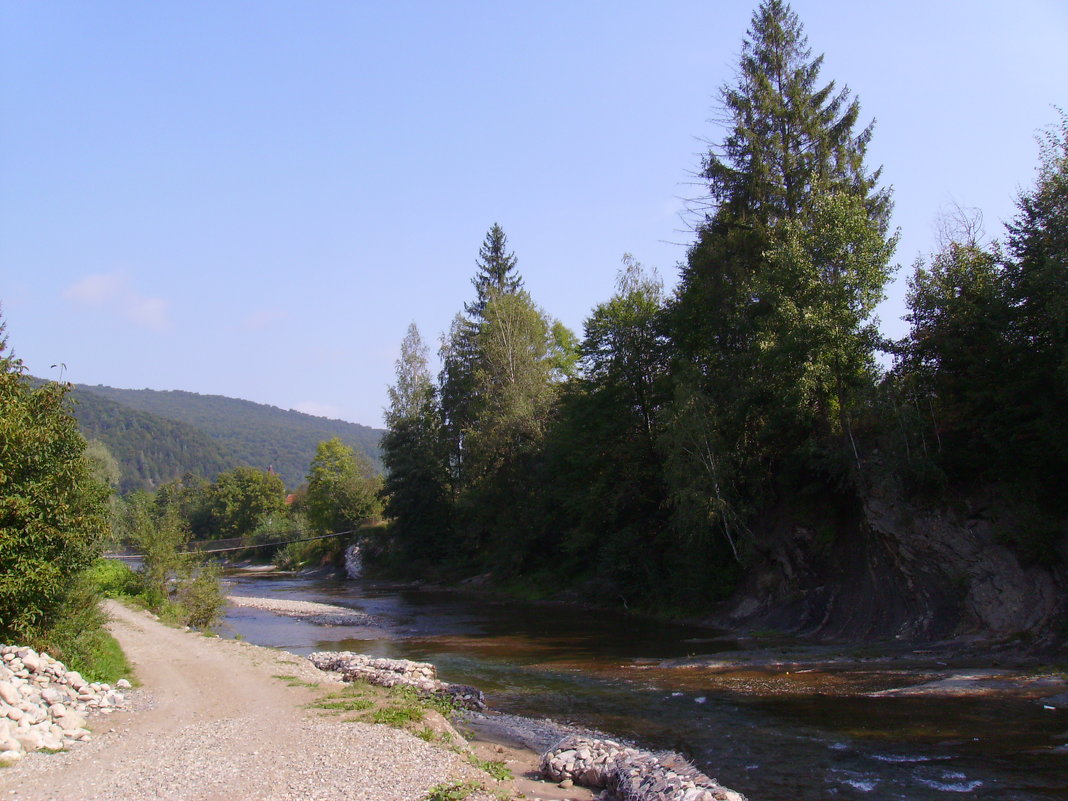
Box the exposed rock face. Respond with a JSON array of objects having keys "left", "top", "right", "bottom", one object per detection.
[
  {"left": 719, "top": 481, "right": 1067, "bottom": 643},
  {"left": 540, "top": 735, "right": 746, "bottom": 801},
  {"left": 344, "top": 544, "right": 362, "bottom": 579},
  {"left": 306, "top": 651, "right": 485, "bottom": 709},
  {"left": 0, "top": 644, "right": 129, "bottom": 762}
]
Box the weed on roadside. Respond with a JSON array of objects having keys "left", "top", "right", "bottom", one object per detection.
[
  {"left": 271, "top": 674, "right": 319, "bottom": 688},
  {"left": 422, "top": 781, "right": 482, "bottom": 801},
  {"left": 467, "top": 754, "right": 512, "bottom": 782}
]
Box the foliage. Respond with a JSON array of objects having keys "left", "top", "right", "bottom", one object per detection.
[
  {"left": 665, "top": 0, "right": 895, "bottom": 557},
  {"left": 422, "top": 782, "right": 481, "bottom": 801},
  {"left": 466, "top": 754, "right": 512, "bottom": 781},
  {"left": 381, "top": 324, "right": 452, "bottom": 562},
  {"left": 113, "top": 493, "right": 226, "bottom": 629},
  {"left": 465, "top": 222, "right": 523, "bottom": 318},
  {"left": 274, "top": 529, "right": 353, "bottom": 571},
  {"left": 67, "top": 382, "right": 384, "bottom": 491},
  {"left": 85, "top": 557, "right": 142, "bottom": 598},
  {"left": 375, "top": 2, "right": 1067, "bottom": 618},
  {"left": 207, "top": 466, "right": 287, "bottom": 539},
  {"left": 27, "top": 571, "right": 132, "bottom": 683},
  {"left": 62, "top": 386, "right": 236, "bottom": 494},
  {"left": 0, "top": 317, "right": 111, "bottom": 642},
  {"left": 305, "top": 438, "right": 382, "bottom": 535},
  {"left": 896, "top": 112, "right": 1068, "bottom": 498}
]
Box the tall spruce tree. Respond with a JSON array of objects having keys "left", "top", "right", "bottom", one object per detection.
[
  {"left": 465, "top": 223, "right": 523, "bottom": 318},
  {"left": 667, "top": 0, "right": 894, "bottom": 552}
]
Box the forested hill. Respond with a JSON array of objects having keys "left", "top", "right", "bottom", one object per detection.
[{"left": 66, "top": 383, "right": 383, "bottom": 493}]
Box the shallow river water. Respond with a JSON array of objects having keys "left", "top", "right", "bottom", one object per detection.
[{"left": 222, "top": 572, "right": 1068, "bottom": 801}]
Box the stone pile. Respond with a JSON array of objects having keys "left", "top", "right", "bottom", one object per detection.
[
  {"left": 540, "top": 735, "right": 747, "bottom": 801},
  {"left": 0, "top": 644, "right": 129, "bottom": 762},
  {"left": 307, "top": 651, "right": 485, "bottom": 710}
]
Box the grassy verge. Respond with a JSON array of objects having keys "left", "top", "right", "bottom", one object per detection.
[
  {"left": 24, "top": 572, "right": 134, "bottom": 684},
  {"left": 306, "top": 679, "right": 512, "bottom": 792}
]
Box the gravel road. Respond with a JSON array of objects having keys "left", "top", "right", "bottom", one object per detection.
[{"left": 0, "top": 601, "right": 485, "bottom": 801}]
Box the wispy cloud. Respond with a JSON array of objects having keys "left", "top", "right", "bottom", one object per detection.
[{"left": 62, "top": 272, "right": 170, "bottom": 332}]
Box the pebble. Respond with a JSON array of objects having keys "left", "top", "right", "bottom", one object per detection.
[
  {"left": 307, "top": 651, "right": 486, "bottom": 710},
  {"left": 540, "top": 734, "right": 748, "bottom": 801},
  {"left": 0, "top": 644, "right": 129, "bottom": 759}
]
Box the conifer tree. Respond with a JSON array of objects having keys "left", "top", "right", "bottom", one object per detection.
[
  {"left": 465, "top": 223, "right": 523, "bottom": 318},
  {"left": 667, "top": 0, "right": 894, "bottom": 552}
]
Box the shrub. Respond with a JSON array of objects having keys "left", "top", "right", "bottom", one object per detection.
[{"left": 0, "top": 317, "right": 111, "bottom": 643}]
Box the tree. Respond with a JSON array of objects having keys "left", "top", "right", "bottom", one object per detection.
[
  {"left": 465, "top": 223, "right": 523, "bottom": 318},
  {"left": 674, "top": 0, "right": 890, "bottom": 366},
  {"left": 0, "top": 315, "right": 110, "bottom": 640},
  {"left": 381, "top": 324, "right": 452, "bottom": 560},
  {"left": 536, "top": 256, "right": 675, "bottom": 601},
  {"left": 663, "top": 0, "right": 894, "bottom": 558},
  {"left": 207, "top": 466, "right": 287, "bottom": 540},
  {"left": 582, "top": 255, "right": 668, "bottom": 445},
  {"left": 442, "top": 223, "right": 527, "bottom": 485},
  {"left": 700, "top": 0, "right": 889, "bottom": 225},
  {"left": 763, "top": 190, "right": 898, "bottom": 462},
  {"left": 305, "top": 438, "right": 382, "bottom": 535},
  {"left": 671, "top": 0, "right": 891, "bottom": 466},
  {"left": 998, "top": 112, "right": 1068, "bottom": 483},
  {"left": 900, "top": 238, "right": 1006, "bottom": 471}
]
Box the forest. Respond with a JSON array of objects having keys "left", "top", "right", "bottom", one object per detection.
[
  {"left": 378, "top": 0, "right": 1068, "bottom": 633},
  {"left": 63, "top": 383, "right": 383, "bottom": 492}
]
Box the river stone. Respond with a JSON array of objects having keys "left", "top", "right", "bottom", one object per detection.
[
  {"left": 7, "top": 708, "right": 23, "bottom": 722},
  {"left": 14, "top": 729, "right": 44, "bottom": 751},
  {"left": 59, "top": 711, "right": 86, "bottom": 732},
  {"left": 116, "top": 679, "right": 132, "bottom": 690},
  {"left": 0, "top": 682, "right": 18, "bottom": 705},
  {"left": 0, "top": 750, "right": 22, "bottom": 762}
]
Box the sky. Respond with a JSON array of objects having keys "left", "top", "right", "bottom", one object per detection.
[{"left": 2, "top": 1, "right": 1066, "bottom": 428}]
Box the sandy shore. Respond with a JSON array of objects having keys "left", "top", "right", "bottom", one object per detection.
[{"left": 0, "top": 601, "right": 520, "bottom": 801}]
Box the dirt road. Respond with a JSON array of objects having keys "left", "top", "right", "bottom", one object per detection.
[{"left": 0, "top": 601, "right": 483, "bottom": 801}]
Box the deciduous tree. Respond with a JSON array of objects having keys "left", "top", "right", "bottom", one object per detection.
[{"left": 0, "top": 315, "right": 110, "bottom": 640}]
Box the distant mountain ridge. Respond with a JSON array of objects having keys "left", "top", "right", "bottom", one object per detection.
[{"left": 65, "top": 383, "right": 383, "bottom": 493}]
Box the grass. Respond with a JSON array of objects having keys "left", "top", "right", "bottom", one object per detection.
[
  {"left": 467, "top": 754, "right": 512, "bottom": 781},
  {"left": 311, "top": 679, "right": 515, "bottom": 792},
  {"left": 271, "top": 674, "right": 320, "bottom": 688},
  {"left": 27, "top": 577, "right": 134, "bottom": 684},
  {"left": 310, "top": 680, "right": 475, "bottom": 738},
  {"left": 422, "top": 782, "right": 482, "bottom": 801}
]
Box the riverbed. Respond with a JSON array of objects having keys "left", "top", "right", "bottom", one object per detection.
[{"left": 222, "top": 571, "right": 1068, "bottom": 801}]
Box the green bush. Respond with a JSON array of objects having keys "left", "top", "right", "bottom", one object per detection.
[
  {"left": 28, "top": 573, "right": 132, "bottom": 683},
  {"left": 85, "top": 558, "right": 142, "bottom": 598},
  {"left": 0, "top": 319, "right": 111, "bottom": 643}
]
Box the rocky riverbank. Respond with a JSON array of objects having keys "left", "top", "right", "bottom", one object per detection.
[
  {"left": 0, "top": 644, "right": 128, "bottom": 761},
  {"left": 306, "top": 651, "right": 750, "bottom": 801}
]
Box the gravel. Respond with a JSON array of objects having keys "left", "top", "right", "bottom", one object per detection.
[
  {"left": 0, "top": 602, "right": 483, "bottom": 801},
  {"left": 226, "top": 595, "right": 378, "bottom": 627}
]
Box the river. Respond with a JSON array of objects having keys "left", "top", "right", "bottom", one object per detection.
[{"left": 222, "top": 571, "right": 1067, "bottom": 801}]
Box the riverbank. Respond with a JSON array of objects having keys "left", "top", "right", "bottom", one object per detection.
[{"left": 0, "top": 601, "right": 526, "bottom": 801}]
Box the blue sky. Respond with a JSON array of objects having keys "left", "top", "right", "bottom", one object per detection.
[{"left": 3, "top": 1, "right": 1066, "bottom": 427}]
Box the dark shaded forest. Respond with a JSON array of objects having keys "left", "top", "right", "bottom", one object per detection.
[{"left": 377, "top": 0, "right": 1068, "bottom": 641}]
